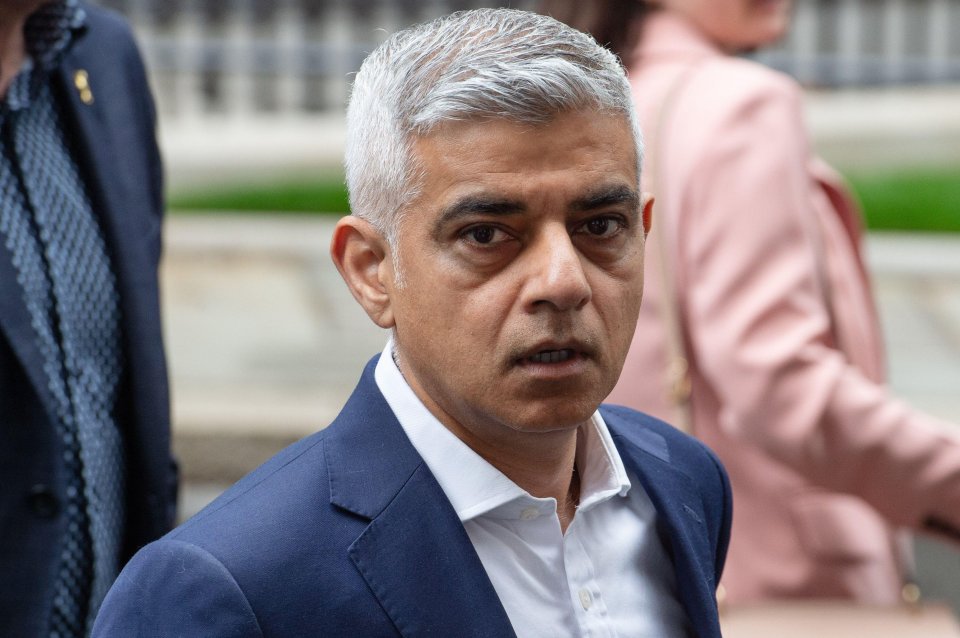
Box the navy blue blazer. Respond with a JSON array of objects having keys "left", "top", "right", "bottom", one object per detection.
[
  {"left": 0, "top": 5, "right": 176, "bottom": 635},
  {"left": 94, "top": 357, "right": 731, "bottom": 637}
]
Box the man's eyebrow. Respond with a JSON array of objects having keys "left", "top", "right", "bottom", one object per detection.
[
  {"left": 432, "top": 185, "right": 639, "bottom": 234},
  {"left": 571, "top": 185, "right": 640, "bottom": 214},
  {"left": 434, "top": 195, "right": 527, "bottom": 231}
]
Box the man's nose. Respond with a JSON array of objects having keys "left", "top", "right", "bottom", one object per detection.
[{"left": 523, "top": 227, "right": 591, "bottom": 313}]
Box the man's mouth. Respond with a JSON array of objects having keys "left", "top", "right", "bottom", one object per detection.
[{"left": 526, "top": 349, "right": 575, "bottom": 364}]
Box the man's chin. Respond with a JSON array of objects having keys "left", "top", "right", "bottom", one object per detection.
[{"left": 502, "top": 397, "right": 603, "bottom": 434}]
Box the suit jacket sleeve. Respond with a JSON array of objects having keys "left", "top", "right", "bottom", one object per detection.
[
  {"left": 673, "top": 65, "right": 960, "bottom": 538},
  {"left": 92, "top": 540, "right": 264, "bottom": 637}
]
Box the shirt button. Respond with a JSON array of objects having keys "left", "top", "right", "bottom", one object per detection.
[
  {"left": 28, "top": 484, "right": 60, "bottom": 518},
  {"left": 519, "top": 507, "right": 540, "bottom": 520},
  {"left": 578, "top": 588, "right": 593, "bottom": 611}
]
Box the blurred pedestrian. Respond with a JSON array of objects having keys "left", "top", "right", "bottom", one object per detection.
[
  {"left": 0, "top": 1, "right": 176, "bottom": 635},
  {"left": 545, "top": 0, "right": 960, "bottom": 605}
]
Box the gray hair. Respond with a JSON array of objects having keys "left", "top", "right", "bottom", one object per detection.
[{"left": 344, "top": 7, "right": 643, "bottom": 247}]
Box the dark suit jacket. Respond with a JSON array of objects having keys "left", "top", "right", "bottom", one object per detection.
[
  {"left": 93, "top": 357, "right": 731, "bottom": 637},
  {"left": 0, "top": 5, "right": 176, "bottom": 635}
]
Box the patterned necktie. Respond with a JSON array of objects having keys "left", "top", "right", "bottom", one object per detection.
[{"left": 1, "top": 75, "right": 125, "bottom": 636}]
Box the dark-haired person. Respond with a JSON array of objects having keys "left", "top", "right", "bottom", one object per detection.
[{"left": 1, "top": 2, "right": 176, "bottom": 635}]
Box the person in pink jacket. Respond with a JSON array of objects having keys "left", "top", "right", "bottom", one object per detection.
[{"left": 544, "top": 0, "right": 960, "bottom": 605}]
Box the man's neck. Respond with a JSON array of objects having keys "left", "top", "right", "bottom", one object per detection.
[
  {"left": 451, "top": 420, "right": 584, "bottom": 533},
  {"left": 391, "top": 346, "right": 587, "bottom": 533},
  {"left": 0, "top": 1, "right": 47, "bottom": 98}
]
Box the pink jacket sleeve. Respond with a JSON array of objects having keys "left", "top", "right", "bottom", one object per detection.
[{"left": 671, "top": 63, "right": 960, "bottom": 536}]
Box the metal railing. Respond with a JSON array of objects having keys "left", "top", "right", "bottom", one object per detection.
[
  {"left": 102, "top": 0, "right": 535, "bottom": 119},
  {"left": 100, "top": 0, "right": 960, "bottom": 119},
  {"left": 757, "top": 0, "right": 960, "bottom": 86}
]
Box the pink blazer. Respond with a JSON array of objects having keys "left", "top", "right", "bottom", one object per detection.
[{"left": 609, "top": 11, "right": 960, "bottom": 604}]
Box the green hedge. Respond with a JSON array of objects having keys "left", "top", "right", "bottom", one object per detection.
[
  {"left": 169, "top": 178, "right": 350, "bottom": 214},
  {"left": 847, "top": 167, "right": 960, "bottom": 233}
]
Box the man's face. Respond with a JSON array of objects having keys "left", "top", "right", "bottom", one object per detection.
[{"left": 384, "top": 110, "right": 648, "bottom": 446}]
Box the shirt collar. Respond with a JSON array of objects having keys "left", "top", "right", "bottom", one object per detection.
[
  {"left": 374, "top": 338, "right": 632, "bottom": 523},
  {"left": 24, "top": 0, "right": 87, "bottom": 71},
  {"left": 4, "top": 1, "right": 86, "bottom": 112}
]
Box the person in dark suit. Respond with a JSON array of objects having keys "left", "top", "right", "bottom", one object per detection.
[
  {"left": 0, "top": 1, "right": 176, "bottom": 635},
  {"left": 93, "top": 8, "right": 730, "bottom": 637}
]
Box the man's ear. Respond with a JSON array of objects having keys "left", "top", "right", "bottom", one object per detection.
[
  {"left": 330, "top": 216, "right": 396, "bottom": 329},
  {"left": 640, "top": 192, "right": 654, "bottom": 236}
]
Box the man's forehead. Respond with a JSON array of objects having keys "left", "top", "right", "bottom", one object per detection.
[
  {"left": 417, "top": 108, "right": 632, "bottom": 144},
  {"left": 411, "top": 111, "right": 637, "bottom": 181}
]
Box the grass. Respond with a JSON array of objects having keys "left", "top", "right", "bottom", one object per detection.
[
  {"left": 168, "top": 167, "right": 960, "bottom": 232},
  {"left": 169, "top": 177, "right": 350, "bottom": 214},
  {"left": 847, "top": 167, "right": 960, "bottom": 233}
]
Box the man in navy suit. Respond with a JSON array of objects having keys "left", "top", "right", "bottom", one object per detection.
[
  {"left": 0, "top": 1, "right": 176, "bottom": 635},
  {"left": 94, "top": 8, "right": 730, "bottom": 637}
]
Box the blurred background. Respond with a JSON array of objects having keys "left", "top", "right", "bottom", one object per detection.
[{"left": 96, "top": 0, "right": 959, "bottom": 613}]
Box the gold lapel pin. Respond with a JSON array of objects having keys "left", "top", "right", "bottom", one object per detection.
[{"left": 74, "top": 69, "right": 94, "bottom": 105}]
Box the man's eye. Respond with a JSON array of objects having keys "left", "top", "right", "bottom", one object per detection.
[
  {"left": 581, "top": 216, "right": 622, "bottom": 237},
  {"left": 463, "top": 225, "right": 505, "bottom": 244}
]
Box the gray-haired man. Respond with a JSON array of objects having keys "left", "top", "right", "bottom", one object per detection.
[{"left": 94, "top": 9, "right": 730, "bottom": 637}]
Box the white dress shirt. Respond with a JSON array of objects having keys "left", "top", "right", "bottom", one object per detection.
[{"left": 375, "top": 340, "right": 690, "bottom": 637}]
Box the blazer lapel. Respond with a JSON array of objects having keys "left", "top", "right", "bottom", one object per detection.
[
  {"left": 610, "top": 423, "right": 723, "bottom": 638},
  {"left": 53, "top": 51, "right": 162, "bottom": 303},
  {"left": 325, "top": 360, "right": 516, "bottom": 638},
  {"left": 0, "top": 253, "right": 61, "bottom": 421}
]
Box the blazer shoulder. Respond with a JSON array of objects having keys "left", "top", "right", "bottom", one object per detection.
[
  {"left": 68, "top": 2, "right": 151, "bottom": 90},
  {"left": 656, "top": 55, "right": 809, "bottom": 189},
  {"left": 78, "top": 2, "right": 139, "bottom": 48},
  {"left": 170, "top": 428, "right": 333, "bottom": 540},
  {"left": 600, "top": 403, "right": 728, "bottom": 484},
  {"left": 696, "top": 55, "right": 801, "bottom": 107},
  {"left": 167, "top": 361, "right": 400, "bottom": 556},
  {"left": 93, "top": 539, "right": 265, "bottom": 637},
  {"left": 673, "top": 55, "right": 805, "bottom": 144},
  {"left": 601, "top": 403, "right": 702, "bottom": 453},
  {"left": 601, "top": 403, "right": 732, "bottom": 581}
]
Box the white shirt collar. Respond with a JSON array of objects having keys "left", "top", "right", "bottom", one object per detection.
[{"left": 374, "top": 338, "right": 632, "bottom": 523}]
